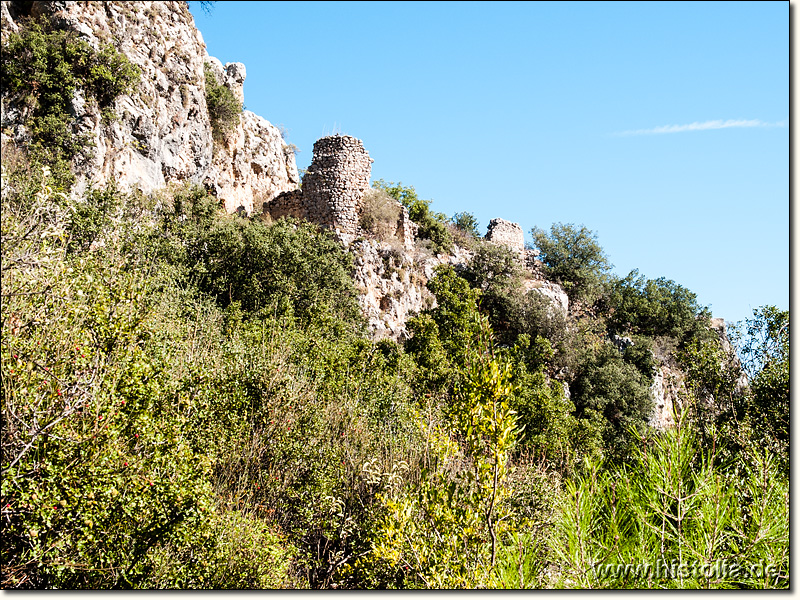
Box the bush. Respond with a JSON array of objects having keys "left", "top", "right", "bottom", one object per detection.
[
  {"left": 725, "top": 306, "right": 788, "bottom": 468},
  {"left": 373, "top": 180, "right": 452, "bottom": 253},
  {"left": 463, "top": 242, "right": 524, "bottom": 342},
  {"left": 602, "top": 269, "right": 710, "bottom": 342},
  {"left": 508, "top": 338, "right": 599, "bottom": 469},
  {"left": 1, "top": 180, "right": 213, "bottom": 588},
  {"left": 204, "top": 63, "right": 241, "bottom": 144},
  {"left": 154, "top": 192, "right": 363, "bottom": 327},
  {"left": 1, "top": 21, "right": 140, "bottom": 190},
  {"left": 450, "top": 211, "right": 481, "bottom": 239},
  {"left": 358, "top": 188, "right": 400, "bottom": 238},
  {"left": 406, "top": 265, "right": 481, "bottom": 378},
  {"left": 529, "top": 223, "right": 611, "bottom": 304},
  {"left": 369, "top": 323, "right": 520, "bottom": 588},
  {"left": 570, "top": 344, "right": 653, "bottom": 463}
]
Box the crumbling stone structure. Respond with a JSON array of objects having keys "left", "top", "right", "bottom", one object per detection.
[
  {"left": 265, "top": 135, "right": 373, "bottom": 242},
  {"left": 395, "top": 206, "right": 419, "bottom": 251},
  {"left": 485, "top": 218, "right": 525, "bottom": 258}
]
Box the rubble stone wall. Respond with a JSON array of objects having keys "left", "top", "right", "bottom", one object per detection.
[
  {"left": 396, "top": 205, "right": 418, "bottom": 251},
  {"left": 301, "top": 135, "right": 373, "bottom": 238},
  {"left": 264, "top": 134, "right": 373, "bottom": 242},
  {"left": 486, "top": 218, "right": 525, "bottom": 258}
]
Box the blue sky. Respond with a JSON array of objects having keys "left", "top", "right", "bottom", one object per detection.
[{"left": 189, "top": 1, "right": 788, "bottom": 325}]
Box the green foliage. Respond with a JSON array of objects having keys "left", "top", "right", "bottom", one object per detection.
[
  {"left": 1, "top": 21, "right": 140, "bottom": 190},
  {"left": 154, "top": 189, "right": 363, "bottom": 327},
  {"left": 405, "top": 265, "right": 481, "bottom": 388},
  {"left": 0, "top": 93, "right": 789, "bottom": 587},
  {"left": 204, "top": 63, "right": 242, "bottom": 144},
  {"left": 530, "top": 223, "right": 611, "bottom": 304},
  {"left": 1, "top": 178, "right": 214, "bottom": 588},
  {"left": 369, "top": 321, "right": 520, "bottom": 588},
  {"left": 550, "top": 417, "right": 788, "bottom": 589},
  {"left": 66, "top": 184, "right": 123, "bottom": 254},
  {"left": 451, "top": 211, "right": 481, "bottom": 238},
  {"left": 603, "top": 269, "right": 711, "bottom": 342},
  {"left": 508, "top": 338, "right": 599, "bottom": 469},
  {"left": 463, "top": 242, "right": 524, "bottom": 341},
  {"left": 680, "top": 336, "right": 739, "bottom": 412},
  {"left": 509, "top": 289, "right": 579, "bottom": 374},
  {"left": 0, "top": 169, "right": 426, "bottom": 589},
  {"left": 372, "top": 180, "right": 452, "bottom": 253},
  {"left": 729, "top": 306, "right": 789, "bottom": 467},
  {"left": 570, "top": 343, "right": 654, "bottom": 463}
]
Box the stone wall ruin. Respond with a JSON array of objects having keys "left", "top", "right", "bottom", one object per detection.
[
  {"left": 264, "top": 134, "right": 415, "bottom": 248},
  {"left": 265, "top": 134, "right": 371, "bottom": 242},
  {"left": 485, "top": 218, "right": 525, "bottom": 258}
]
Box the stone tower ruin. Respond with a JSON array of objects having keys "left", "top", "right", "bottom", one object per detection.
[
  {"left": 265, "top": 134, "right": 372, "bottom": 242},
  {"left": 485, "top": 218, "right": 525, "bottom": 258}
]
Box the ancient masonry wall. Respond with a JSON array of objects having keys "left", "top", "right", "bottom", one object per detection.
[
  {"left": 485, "top": 218, "right": 525, "bottom": 258},
  {"left": 265, "top": 135, "right": 373, "bottom": 242}
]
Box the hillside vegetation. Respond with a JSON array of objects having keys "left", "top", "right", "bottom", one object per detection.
[
  {"left": 1, "top": 161, "right": 788, "bottom": 588},
  {"left": 0, "top": 7, "right": 789, "bottom": 589}
]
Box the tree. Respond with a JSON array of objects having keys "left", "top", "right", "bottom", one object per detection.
[
  {"left": 463, "top": 243, "right": 524, "bottom": 341},
  {"left": 450, "top": 212, "right": 481, "bottom": 239},
  {"left": 529, "top": 223, "right": 611, "bottom": 304},
  {"left": 570, "top": 344, "right": 653, "bottom": 463},
  {"left": 406, "top": 265, "right": 482, "bottom": 388},
  {"left": 603, "top": 269, "right": 710, "bottom": 342},
  {"left": 730, "top": 306, "right": 789, "bottom": 464}
]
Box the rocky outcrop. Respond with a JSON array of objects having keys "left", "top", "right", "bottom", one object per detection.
[
  {"left": 352, "top": 240, "right": 473, "bottom": 340},
  {"left": 649, "top": 364, "right": 686, "bottom": 430},
  {"left": 523, "top": 279, "right": 569, "bottom": 314},
  {"left": 0, "top": 0, "right": 298, "bottom": 211},
  {"left": 206, "top": 109, "right": 300, "bottom": 214}
]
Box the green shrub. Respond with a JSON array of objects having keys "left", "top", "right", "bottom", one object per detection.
[
  {"left": 450, "top": 211, "right": 481, "bottom": 239},
  {"left": 530, "top": 223, "right": 611, "bottom": 305},
  {"left": 204, "top": 63, "right": 241, "bottom": 144},
  {"left": 729, "top": 306, "right": 788, "bottom": 465},
  {"left": 1, "top": 182, "right": 213, "bottom": 588},
  {"left": 372, "top": 180, "right": 452, "bottom": 253},
  {"left": 190, "top": 217, "right": 363, "bottom": 326},
  {"left": 405, "top": 265, "right": 481, "bottom": 390},
  {"left": 1, "top": 21, "right": 140, "bottom": 190},
  {"left": 369, "top": 321, "right": 520, "bottom": 588},
  {"left": 570, "top": 343, "right": 653, "bottom": 463},
  {"left": 463, "top": 242, "right": 524, "bottom": 342},
  {"left": 602, "top": 269, "right": 711, "bottom": 342}
]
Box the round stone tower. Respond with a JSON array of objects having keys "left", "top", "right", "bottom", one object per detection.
[{"left": 301, "top": 135, "right": 373, "bottom": 240}]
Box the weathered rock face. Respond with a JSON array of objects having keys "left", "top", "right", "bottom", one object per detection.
[
  {"left": 522, "top": 279, "right": 569, "bottom": 314},
  {"left": 647, "top": 319, "right": 746, "bottom": 430},
  {"left": 0, "top": 0, "right": 298, "bottom": 211},
  {"left": 352, "top": 240, "right": 473, "bottom": 340},
  {"left": 649, "top": 364, "right": 686, "bottom": 430},
  {"left": 486, "top": 218, "right": 525, "bottom": 258},
  {"left": 206, "top": 110, "right": 300, "bottom": 214}
]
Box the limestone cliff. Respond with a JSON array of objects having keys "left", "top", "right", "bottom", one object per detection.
[{"left": 0, "top": 0, "right": 298, "bottom": 211}]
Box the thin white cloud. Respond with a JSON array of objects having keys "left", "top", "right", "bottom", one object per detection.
[{"left": 615, "top": 119, "right": 787, "bottom": 136}]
